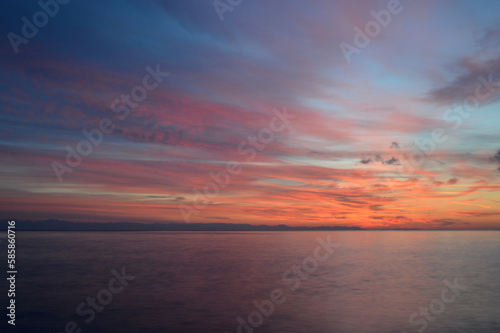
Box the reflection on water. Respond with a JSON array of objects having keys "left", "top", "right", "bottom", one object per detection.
[{"left": 4, "top": 231, "right": 500, "bottom": 332}]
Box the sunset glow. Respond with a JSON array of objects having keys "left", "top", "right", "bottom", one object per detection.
[{"left": 2, "top": 0, "right": 500, "bottom": 229}]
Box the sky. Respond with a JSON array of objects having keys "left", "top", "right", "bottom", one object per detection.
[{"left": 1, "top": 0, "right": 500, "bottom": 229}]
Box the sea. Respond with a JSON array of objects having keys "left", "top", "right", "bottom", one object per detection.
[{"left": 1, "top": 231, "right": 499, "bottom": 332}]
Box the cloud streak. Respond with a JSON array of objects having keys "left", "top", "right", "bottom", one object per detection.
[{"left": 1, "top": 1, "right": 500, "bottom": 229}]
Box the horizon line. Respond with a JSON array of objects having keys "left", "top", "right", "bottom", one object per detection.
[{"left": 2, "top": 219, "right": 500, "bottom": 231}]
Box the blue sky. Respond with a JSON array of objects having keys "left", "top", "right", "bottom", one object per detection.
[{"left": 1, "top": 0, "right": 500, "bottom": 229}]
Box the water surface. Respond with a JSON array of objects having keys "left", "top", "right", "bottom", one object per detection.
[{"left": 2, "top": 231, "right": 500, "bottom": 332}]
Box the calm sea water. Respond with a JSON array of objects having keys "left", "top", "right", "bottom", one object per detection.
[{"left": 1, "top": 231, "right": 500, "bottom": 332}]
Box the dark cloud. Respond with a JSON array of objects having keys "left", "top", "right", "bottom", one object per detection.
[
  {"left": 335, "top": 196, "right": 368, "bottom": 206},
  {"left": 427, "top": 68, "right": 500, "bottom": 105},
  {"left": 390, "top": 141, "right": 400, "bottom": 149},
  {"left": 148, "top": 195, "right": 186, "bottom": 201},
  {"left": 433, "top": 178, "right": 458, "bottom": 186},
  {"left": 370, "top": 216, "right": 385, "bottom": 220},
  {"left": 428, "top": 36, "right": 500, "bottom": 104},
  {"left": 383, "top": 157, "right": 400, "bottom": 165},
  {"left": 359, "top": 153, "right": 399, "bottom": 166},
  {"left": 490, "top": 150, "right": 500, "bottom": 162},
  {"left": 490, "top": 150, "right": 500, "bottom": 171},
  {"left": 433, "top": 218, "right": 458, "bottom": 227},
  {"left": 369, "top": 205, "right": 384, "bottom": 211},
  {"left": 458, "top": 211, "right": 500, "bottom": 217}
]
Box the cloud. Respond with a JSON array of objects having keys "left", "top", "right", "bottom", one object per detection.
[
  {"left": 433, "top": 218, "right": 458, "bottom": 227},
  {"left": 490, "top": 150, "right": 500, "bottom": 162},
  {"left": 359, "top": 153, "right": 399, "bottom": 166},
  {"left": 382, "top": 157, "right": 400, "bottom": 165},
  {"left": 211, "top": 216, "right": 232, "bottom": 220},
  {"left": 457, "top": 211, "right": 500, "bottom": 217},
  {"left": 426, "top": 32, "right": 500, "bottom": 106},
  {"left": 3, "top": 1, "right": 500, "bottom": 228},
  {"left": 369, "top": 205, "right": 384, "bottom": 211},
  {"left": 490, "top": 149, "right": 500, "bottom": 171}
]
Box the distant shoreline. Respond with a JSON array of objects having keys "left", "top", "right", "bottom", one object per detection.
[
  {"left": 2, "top": 220, "right": 499, "bottom": 231},
  {"left": 2, "top": 220, "right": 363, "bottom": 232}
]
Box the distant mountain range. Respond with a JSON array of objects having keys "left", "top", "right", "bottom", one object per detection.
[{"left": 5, "top": 219, "right": 364, "bottom": 231}]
